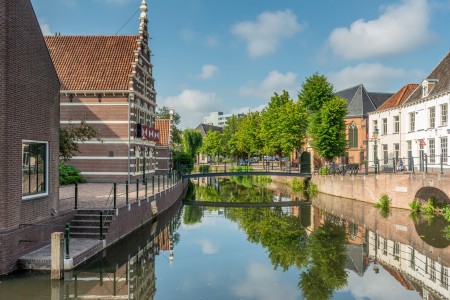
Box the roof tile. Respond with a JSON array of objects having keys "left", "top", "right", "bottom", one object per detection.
[{"left": 155, "top": 119, "right": 170, "bottom": 146}]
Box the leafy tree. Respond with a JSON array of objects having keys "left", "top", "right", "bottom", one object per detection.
[
  {"left": 222, "top": 115, "right": 243, "bottom": 159},
  {"left": 156, "top": 106, "right": 182, "bottom": 144},
  {"left": 182, "top": 129, "right": 203, "bottom": 158},
  {"left": 201, "top": 130, "right": 224, "bottom": 162},
  {"left": 235, "top": 111, "right": 262, "bottom": 160},
  {"left": 260, "top": 91, "right": 309, "bottom": 168},
  {"left": 59, "top": 119, "right": 101, "bottom": 161},
  {"left": 172, "top": 150, "right": 195, "bottom": 174},
  {"left": 310, "top": 97, "right": 348, "bottom": 161},
  {"left": 183, "top": 205, "right": 203, "bottom": 225},
  {"left": 298, "top": 73, "right": 335, "bottom": 113}
]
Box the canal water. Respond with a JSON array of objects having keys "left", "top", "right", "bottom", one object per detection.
[{"left": 1, "top": 177, "right": 449, "bottom": 299}]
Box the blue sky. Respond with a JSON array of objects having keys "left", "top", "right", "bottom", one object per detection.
[{"left": 31, "top": 0, "right": 450, "bottom": 129}]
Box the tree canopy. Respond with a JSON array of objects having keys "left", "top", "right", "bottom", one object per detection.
[{"left": 59, "top": 119, "right": 101, "bottom": 161}]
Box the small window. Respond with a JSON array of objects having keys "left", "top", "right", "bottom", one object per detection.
[
  {"left": 382, "top": 118, "right": 387, "bottom": 135},
  {"left": 393, "top": 116, "right": 400, "bottom": 133},
  {"left": 22, "top": 141, "right": 48, "bottom": 199},
  {"left": 441, "top": 137, "right": 448, "bottom": 163},
  {"left": 409, "top": 112, "right": 415, "bottom": 132},
  {"left": 348, "top": 123, "right": 358, "bottom": 148},
  {"left": 382, "top": 144, "right": 388, "bottom": 164},
  {"left": 429, "top": 107, "right": 436, "bottom": 128},
  {"left": 429, "top": 139, "right": 435, "bottom": 164},
  {"left": 441, "top": 104, "right": 448, "bottom": 126}
]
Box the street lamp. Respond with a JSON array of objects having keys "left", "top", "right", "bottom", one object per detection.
[{"left": 373, "top": 128, "right": 379, "bottom": 174}]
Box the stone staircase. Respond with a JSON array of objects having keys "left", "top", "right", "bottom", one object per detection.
[{"left": 69, "top": 209, "right": 115, "bottom": 239}]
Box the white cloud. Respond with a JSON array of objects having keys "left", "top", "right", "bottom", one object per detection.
[
  {"left": 198, "top": 64, "right": 219, "bottom": 80},
  {"left": 161, "top": 89, "right": 221, "bottom": 129},
  {"left": 231, "top": 10, "right": 304, "bottom": 57},
  {"left": 180, "top": 28, "right": 195, "bottom": 42},
  {"left": 232, "top": 262, "right": 298, "bottom": 300},
  {"left": 204, "top": 35, "right": 219, "bottom": 48},
  {"left": 38, "top": 19, "right": 52, "bottom": 35},
  {"left": 239, "top": 70, "right": 298, "bottom": 100},
  {"left": 195, "top": 239, "right": 219, "bottom": 254},
  {"left": 328, "top": 63, "right": 424, "bottom": 91},
  {"left": 328, "top": 0, "right": 432, "bottom": 59},
  {"left": 230, "top": 104, "right": 266, "bottom": 115}
]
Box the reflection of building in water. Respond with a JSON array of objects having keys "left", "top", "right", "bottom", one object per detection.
[
  {"left": 367, "top": 231, "right": 450, "bottom": 299},
  {"left": 193, "top": 176, "right": 219, "bottom": 187}
]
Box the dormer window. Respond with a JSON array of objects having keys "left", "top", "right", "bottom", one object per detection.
[{"left": 422, "top": 79, "right": 438, "bottom": 98}]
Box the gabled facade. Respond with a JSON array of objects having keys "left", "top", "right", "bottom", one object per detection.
[
  {"left": 45, "top": 0, "right": 158, "bottom": 182},
  {"left": 368, "top": 51, "right": 450, "bottom": 172},
  {"left": 336, "top": 84, "right": 393, "bottom": 164},
  {"left": 155, "top": 118, "right": 173, "bottom": 174},
  {"left": 0, "top": 0, "right": 60, "bottom": 274}
]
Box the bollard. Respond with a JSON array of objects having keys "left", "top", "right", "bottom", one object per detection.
[
  {"left": 113, "top": 183, "right": 117, "bottom": 209},
  {"left": 145, "top": 179, "right": 148, "bottom": 198},
  {"left": 425, "top": 154, "right": 428, "bottom": 173},
  {"left": 126, "top": 181, "right": 129, "bottom": 205},
  {"left": 393, "top": 158, "right": 396, "bottom": 173},
  {"left": 441, "top": 156, "right": 444, "bottom": 174},
  {"left": 163, "top": 175, "right": 165, "bottom": 190},
  {"left": 152, "top": 176, "right": 155, "bottom": 194},
  {"left": 158, "top": 175, "right": 160, "bottom": 192},
  {"left": 136, "top": 179, "right": 139, "bottom": 201},
  {"left": 74, "top": 182, "right": 78, "bottom": 210}
]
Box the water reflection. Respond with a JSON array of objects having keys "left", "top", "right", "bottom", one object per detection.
[{"left": 1, "top": 178, "right": 450, "bottom": 299}]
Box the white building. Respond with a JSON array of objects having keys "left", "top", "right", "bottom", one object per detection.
[
  {"left": 203, "top": 111, "right": 243, "bottom": 127},
  {"left": 368, "top": 51, "right": 450, "bottom": 173}
]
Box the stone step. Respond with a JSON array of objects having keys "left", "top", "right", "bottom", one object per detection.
[
  {"left": 70, "top": 220, "right": 110, "bottom": 227},
  {"left": 72, "top": 214, "right": 113, "bottom": 221},
  {"left": 70, "top": 232, "right": 106, "bottom": 239},
  {"left": 76, "top": 209, "right": 116, "bottom": 215},
  {"left": 70, "top": 225, "right": 109, "bottom": 233}
]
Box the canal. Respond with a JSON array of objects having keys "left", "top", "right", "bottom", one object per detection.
[{"left": 1, "top": 177, "right": 449, "bottom": 299}]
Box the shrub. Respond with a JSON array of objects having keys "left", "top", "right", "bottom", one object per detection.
[
  {"left": 409, "top": 199, "right": 421, "bottom": 213},
  {"left": 198, "top": 165, "right": 211, "bottom": 173},
  {"left": 443, "top": 205, "right": 450, "bottom": 222},
  {"left": 422, "top": 198, "right": 437, "bottom": 215},
  {"left": 307, "top": 182, "right": 318, "bottom": 198},
  {"left": 319, "top": 167, "right": 328, "bottom": 175},
  {"left": 292, "top": 178, "right": 305, "bottom": 193},
  {"left": 374, "top": 194, "right": 391, "bottom": 218},
  {"left": 443, "top": 226, "right": 450, "bottom": 240},
  {"left": 59, "top": 163, "right": 85, "bottom": 185}
]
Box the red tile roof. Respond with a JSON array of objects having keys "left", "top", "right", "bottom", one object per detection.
[
  {"left": 377, "top": 84, "right": 418, "bottom": 110},
  {"left": 155, "top": 119, "right": 170, "bottom": 146},
  {"left": 44, "top": 35, "right": 138, "bottom": 90}
]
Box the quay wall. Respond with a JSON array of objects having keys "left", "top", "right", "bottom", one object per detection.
[{"left": 271, "top": 173, "right": 450, "bottom": 209}]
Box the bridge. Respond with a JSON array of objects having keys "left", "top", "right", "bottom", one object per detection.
[
  {"left": 182, "top": 200, "right": 311, "bottom": 208},
  {"left": 182, "top": 171, "right": 312, "bottom": 179}
]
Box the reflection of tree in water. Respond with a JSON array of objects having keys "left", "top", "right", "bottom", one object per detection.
[
  {"left": 299, "top": 221, "right": 348, "bottom": 300},
  {"left": 227, "top": 207, "right": 308, "bottom": 271},
  {"left": 183, "top": 205, "right": 203, "bottom": 225}
]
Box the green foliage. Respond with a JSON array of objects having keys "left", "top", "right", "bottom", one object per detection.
[
  {"left": 60, "top": 119, "right": 101, "bottom": 161},
  {"left": 319, "top": 167, "right": 328, "bottom": 175},
  {"left": 234, "top": 111, "right": 262, "bottom": 159},
  {"left": 299, "top": 221, "right": 348, "bottom": 300},
  {"left": 374, "top": 194, "right": 391, "bottom": 218},
  {"left": 173, "top": 150, "right": 194, "bottom": 174},
  {"left": 230, "top": 166, "right": 253, "bottom": 172},
  {"left": 198, "top": 165, "right": 210, "bottom": 173},
  {"left": 201, "top": 130, "right": 224, "bottom": 159},
  {"left": 183, "top": 205, "right": 203, "bottom": 225},
  {"left": 307, "top": 182, "right": 318, "bottom": 198},
  {"left": 442, "top": 225, "right": 450, "bottom": 240},
  {"left": 409, "top": 199, "right": 421, "bottom": 213},
  {"left": 298, "top": 73, "right": 335, "bottom": 113},
  {"left": 292, "top": 178, "right": 305, "bottom": 193},
  {"left": 182, "top": 129, "right": 203, "bottom": 158},
  {"left": 59, "top": 163, "right": 85, "bottom": 185},
  {"left": 422, "top": 198, "right": 437, "bottom": 215},
  {"left": 222, "top": 115, "right": 243, "bottom": 158},
  {"left": 309, "top": 97, "right": 348, "bottom": 162},
  {"left": 443, "top": 205, "right": 450, "bottom": 222}
]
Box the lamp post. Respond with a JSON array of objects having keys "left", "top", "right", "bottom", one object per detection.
[{"left": 373, "top": 128, "right": 379, "bottom": 174}]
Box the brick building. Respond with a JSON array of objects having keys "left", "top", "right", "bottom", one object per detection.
[
  {"left": 45, "top": 0, "right": 158, "bottom": 182},
  {"left": 0, "top": 0, "right": 60, "bottom": 273},
  {"left": 155, "top": 116, "right": 173, "bottom": 175}
]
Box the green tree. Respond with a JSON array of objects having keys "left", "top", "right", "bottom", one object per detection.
[
  {"left": 201, "top": 130, "right": 224, "bottom": 162},
  {"left": 172, "top": 150, "right": 195, "bottom": 174},
  {"left": 59, "top": 119, "right": 101, "bottom": 161},
  {"left": 235, "top": 111, "right": 262, "bottom": 160},
  {"left": 298, "top": 73, "right": 335, "bottom": 113},
  {"left": 260, "top": 91, "right": 309, "bottom": 166},
  {"left": 310, "top": 97, "right": 348, "bottom": 161},
  {"left": 156, "top": 106, "right": 182, "bottom": 144},
  {"left": 222, "top": 115, "right": 243, "bottom": 159},
  {"left": 182, "top": 129, "right": 203, "bottom": 158}
]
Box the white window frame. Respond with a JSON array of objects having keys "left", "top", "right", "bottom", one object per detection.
[
  {"left": 394, "top": 116, "right": 400, "bottom": 133},
  {"left": 382, "top": 118, "right": 387, "bottom": 135},
  {"left": 429, "top": 139, "right": 435, "bottom": 164},
  {"left": 441, "top": 104, "right": 448, "bottom": 126},
  {"left": 382, "top": 144, "right": 388, "bottom": 164},
  {"left": 441, "top": 137, "right": 448, "bottom": 164},
  {"left": 409, "top": 112, "right": 415, "bottom": 132},
  {"left": 22, "top": 140, "right": 49, "bottom": 200},
  {"left": 429, "top": 106, "right": 436, "bottom": 128}
]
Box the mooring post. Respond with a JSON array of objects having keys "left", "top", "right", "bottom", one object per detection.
[
  {"left": 136, "top": 179, "right": 139, "bottom": 201},
  {"left": 64, "top": 224, "right": 73, "bottom": 271},
  {"left": 152, "top": 176, "right": 155, "bottom": 194},
  {"left": 51, "top": 232, "right": 64, "bottom": 280},
  {"left": 125, "top": 181, "right": 129, "bottom": 205},
  {"left": 113, "top": 183, "right": 117, "bottom": 209},
  {"left": 99, "top": 211, "right": 103, "bottom": 240}
]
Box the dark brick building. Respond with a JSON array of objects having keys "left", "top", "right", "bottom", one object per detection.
[{"left": 0, "top": 0, "right": 60, "bottom": 273}]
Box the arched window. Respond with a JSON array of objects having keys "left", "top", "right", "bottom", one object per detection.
[{"left": 348, "top": 123, "right": 358, "bottom": 148}]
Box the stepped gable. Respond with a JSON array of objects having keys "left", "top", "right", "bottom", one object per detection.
[
  {"left": 377, "top": 84, "right": 419, "bottom": 110},
  {"left": 155, "top": 119, "right": 170, "bottom": 146},
  {"left": 44, "top": 35, "right": 138, "bottom": 90},
  {"left": 336, "top": 84, "right": 393, "bottom": 117},
  {"left": 405, "top": 51, "right": 450, "bottom": 104}
]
